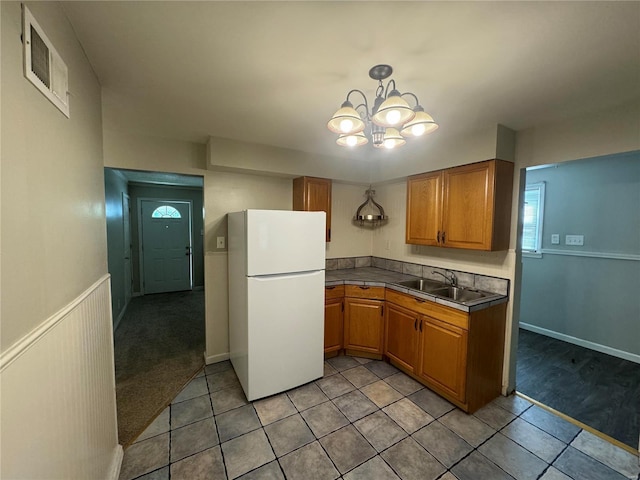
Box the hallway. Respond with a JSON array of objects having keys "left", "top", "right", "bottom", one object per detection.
[{"left": 115, "top": 290, "right": 205, "bottom": 446}]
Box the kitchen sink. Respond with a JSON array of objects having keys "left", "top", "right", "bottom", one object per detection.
[
  {"left": 429, "top": 286, "right": 487, "bottom": 302},
  {"left": 396, "top": 278, "right": 490, "bottom": 304},
  {"left": 396, "top": 278, "right": 445, "bottom": 292}
]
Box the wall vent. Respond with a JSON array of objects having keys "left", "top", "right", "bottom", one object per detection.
[{"left": 22, "top": 5, "right": 70, "bottom": 117}]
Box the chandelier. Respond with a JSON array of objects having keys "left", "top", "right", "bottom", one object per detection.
[{"left": 327, "top": 64, "right": 438, "bottom": 149}]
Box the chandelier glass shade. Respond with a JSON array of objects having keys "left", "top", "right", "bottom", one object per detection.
[{"left": 327, "top": 65, "right": 438, "bottom": 149}]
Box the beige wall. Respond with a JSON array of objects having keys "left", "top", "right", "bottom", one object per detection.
[
  {"left": 1, "top": 2, "right": 119, "bottom": 478},
  {"left": 1, "top": 1, "right": 108, "bottom": 351}
]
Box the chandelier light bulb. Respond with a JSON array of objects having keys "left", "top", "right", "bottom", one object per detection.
[
  {"left": 385, "top": 110, "right": 402, "bottom": 126},
  {"left": 339, "top": 119, "right": 354, "bottom": 133},
  {"left": 346, "top": 135, "right": 358, "bottom": 147},
  {"left": 411, "top": 123, "right": 426, "bottom": 136},
  {"left": 384, "top": 139, "right": 395, "bottom": 149}
]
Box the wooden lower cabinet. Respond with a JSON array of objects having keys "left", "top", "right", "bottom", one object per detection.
[
  {"left": 324, "top": 285, "right": 345, "bottom": 354},
  {"left": 324, "top": 297, "right": 344, "bottom": 353},
  {"left": 385, "top": 289, "right": 505, "bottom": 412},
  {"left": 344, "top": 297, "right": 385, "bottom": 355},
  {"left": 384, "top": 303, "right": 420, "bottom": 373},
  {"left": 416, "top": 317, "right": 468, "bottom": 403}
]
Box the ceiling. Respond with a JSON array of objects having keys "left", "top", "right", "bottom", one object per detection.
[{"left": 63, "top": 2, "right": 640, "bottom": 162}]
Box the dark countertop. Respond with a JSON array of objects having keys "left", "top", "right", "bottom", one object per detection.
[{"left": 325, "top": 267, "right": 508, "bottom": 313}]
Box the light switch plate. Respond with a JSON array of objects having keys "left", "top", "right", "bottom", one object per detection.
[
  {"left": 565, "top": 234, "right": 584, "bottom": 246},
  {"left": 216, "top": 236, "right": 225, "bottom": 249},
  {"left": 551, "top": 234, "right": 560, "bottom": 244}
]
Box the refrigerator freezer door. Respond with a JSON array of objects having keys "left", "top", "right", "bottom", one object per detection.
[
  {"left": 245, "top": 269, "right": 324, "bottom": 401},
  {"left": 246, "top": 210, "right": 325, "bottom": 276}
]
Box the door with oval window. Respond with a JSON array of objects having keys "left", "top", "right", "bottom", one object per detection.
[{"left": 140, "top": 200, "right": 192, "bottom": 294}]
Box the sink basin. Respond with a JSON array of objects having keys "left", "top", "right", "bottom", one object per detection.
[
  {"left": 430, "top": 286, "right": 487, "bottom": 302},
  {"left": 397, "top": 278, "right": 445, "bottom": 292}
]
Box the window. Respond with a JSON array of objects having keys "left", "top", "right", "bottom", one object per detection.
[
  {"left": 522, "top": 182, "right": 545, "bottom": 256},
  {"left": 151, "top": 205, "right": 182, "bottom": 218}
]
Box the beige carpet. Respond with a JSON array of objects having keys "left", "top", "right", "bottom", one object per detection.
[{"left": 114, "top": 290, "right": 205, "bottom": 447}]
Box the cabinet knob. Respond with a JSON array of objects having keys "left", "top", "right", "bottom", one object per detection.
[
  {"left": 414, "top": 318, "right": 418, "bottom": 330},
  {"left": 442, "top": 231, "right": 446, "bottom": 243},
  {"left": 420, "top": 319, "right": 423, "bottom": 332},
  {"left": 437, "top": 231, "right": 441, "bottom": 243},
  {"left": 415, "top": 298, "right": 425, "bottom": 303},
  {"left": 359, "top": 286, "right": 370, "bottom": 290}
]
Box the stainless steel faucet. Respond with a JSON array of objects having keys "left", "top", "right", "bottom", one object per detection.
[{"left": 432, "top": 270, "right": 458, "bottom": 286}]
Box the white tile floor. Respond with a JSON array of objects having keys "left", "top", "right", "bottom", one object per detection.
[{"left": 119, "top": 356, "right": 640, "bottom": 480}]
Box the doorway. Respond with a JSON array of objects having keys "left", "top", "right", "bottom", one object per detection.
[
  {"left": 103, "top": 168, "right": 206, "bottom": 446},
  {"left": 514, "top": 151, "right": 640, "bottom": 450}
]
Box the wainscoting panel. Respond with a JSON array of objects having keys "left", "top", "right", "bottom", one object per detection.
[{"left": 0, "top": 275, "right": 122, "bottom": 479}]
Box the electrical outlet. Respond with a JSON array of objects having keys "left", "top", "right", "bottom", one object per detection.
[
  {"left": 565, "top": 234, "right": 584, "bottom": 246},
  {"left": 551, "top": 234, "right": 560, "bottom": 244},
  {"left": 216, "top": 236, "right": 225, "bottom": 249}
]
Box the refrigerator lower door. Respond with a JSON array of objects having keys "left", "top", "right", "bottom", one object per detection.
[{"left": 245, "top": 269, "right": 324, "bottom": 401}]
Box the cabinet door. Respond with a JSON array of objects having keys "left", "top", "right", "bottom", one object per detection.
[
  {"left": 417, "top": 316, "right": 468, "bottom": 403},
  {"left": 406, "top": 171, "right": 442, "bottom": 246},
  {"left": 442, "top": 161, "right": 494, "bottom": 250},
  {"left": 385, "top": 303, "right": 419, "bottom": 373},
  {"left": 344, "top": 298, "right": 384, "bottom": 354},
  {"left": 293, "top": 176, "right": 332, "bottom": 242},
  {"left": 324, "top": 298, "right": 343, "bottom": 353}
]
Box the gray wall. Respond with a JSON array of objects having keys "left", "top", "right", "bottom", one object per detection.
[
  {"left": 520, "top": 151, "right": 640, "bottom": 356},
  {"left": 129, "top": 184, "right": 205, "bottom": 292},
  {"left": 104, "top": 168, "right": 129, "bottom": 326}
]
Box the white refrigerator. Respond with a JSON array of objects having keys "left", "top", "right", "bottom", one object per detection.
[{"left": 227, "top": 209, "right": 326, "bottom": 401}]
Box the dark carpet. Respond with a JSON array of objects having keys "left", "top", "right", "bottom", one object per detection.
[
  {"left": 114, "top": 290, "right": 205, "bottom": 447},
  {"left": 517, "top": 328, "right": 640, "bottom": 448}
]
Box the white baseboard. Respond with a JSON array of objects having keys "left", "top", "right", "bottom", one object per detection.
[
  {"left": 108, "top": 445, "right": 124, "bottom": 480},
  {"left": 204, "top": 352, "right": 230, "bottom": 365},
  {"left": 520, "top": 323, "right": 640, "bottom": 364}
]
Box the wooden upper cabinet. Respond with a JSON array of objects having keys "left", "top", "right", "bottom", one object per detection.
[
  {"left": 406, "top": 159, "right": 514, "bottom": 251},
  {"left": 406, "top": 171, "right": 442, "bottom": 246},
  {"left": 293, "top": 176, "right": 332, "bottom": 242}
]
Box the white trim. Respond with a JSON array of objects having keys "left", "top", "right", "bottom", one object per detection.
[
  {"left": 0, "top": 274, "right": 111, "bottom": 372},
  {"left": 107, "top": 445, "right": 124, "bottom": 480},
  {"left": 539, "top": 248, "right": 640, "bottom": 261},
  {"left": 113, "top": 297, "right": 130, "bottom": 332},
  {"left": 520, "top": 323, "right": 640, "bottom": 364},
  {"left": 205, "top": 352, "right": 230, "bottom": 365},
  {"left": 522, "top": 252, "right": 543, "bottom": 259}
]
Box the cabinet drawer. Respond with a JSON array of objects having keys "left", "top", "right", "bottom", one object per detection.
[
  {"left": 385, "top": 289, "right": 468, "bottom": 330},
  {"left": 345, "top": 285, "right": 385, "bottom": 300},
  {"left": 325, "top": 285, "right": 345, "bottom": 299}
]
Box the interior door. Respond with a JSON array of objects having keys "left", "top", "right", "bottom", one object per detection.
[
  {"left": 141, "top": 200, "right": 192, "bottom": 294},
  {"left": 123, "top": 193, "right": 132, "bottom": 306}
]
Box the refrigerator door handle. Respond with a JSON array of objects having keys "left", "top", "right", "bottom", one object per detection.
[{"left": 249, "top": 270, "right": 323, "bottom": 282}]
